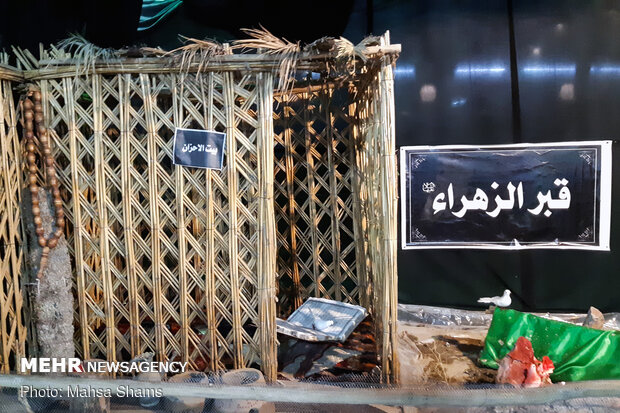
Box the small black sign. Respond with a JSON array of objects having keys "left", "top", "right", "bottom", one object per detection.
[
  {"left": 400, "top": 141, "right": 612, "bottom": 250},
  {"left": 173, "top": 128, "right": 226, "bottom": 169}
]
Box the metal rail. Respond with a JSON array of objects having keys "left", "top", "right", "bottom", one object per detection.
[{"left": 0, "top": 374, "right": 618, "bottom": 407}]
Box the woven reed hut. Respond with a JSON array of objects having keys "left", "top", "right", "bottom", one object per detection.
[{"left": 2, "top": 30, "right": 400, "bottom": 382}]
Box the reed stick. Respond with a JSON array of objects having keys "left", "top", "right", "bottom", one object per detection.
[
  {"left": 92, "top": 73, "right": 117, "bottom": 364},
  {"left": 302, "top": 91, "right": 321, "bottom": 298},
  {"left": 173, "top": 74, "right": 190, "bottom": 365},
  {"left": 257, "top": 71, "right": 277, "bottom": 381},
  {"left": 63, "top": 76, "right": 91, "bottom": 360},
  {"left": 140, "top": 73, "right": 166, "bottom": 363},
  {"left": 347, "top": 91, "right": 370, "bottom": 309},
  {"left": 0, "top": 78, "right": 26, "bottom": 372},
  {"left": 119, "top": 73, "right": 141, "bottom": 358},
  {"left": 223, "top": 68, "right": 244, "bottom": 369},
  {"left": 282, "top": 93, "right": 302, "bottom": 308},
  {"left": 203, "top": 72, "right": 218, "bottom": 371},
  {"left": 323, "top": 89, "right": 342, "bottom": 301}
]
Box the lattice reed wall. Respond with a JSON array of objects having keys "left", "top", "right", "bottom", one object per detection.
[
  {"left": 0, "top": 62, "right": 27, "bottom": 374},
  {"left": 271, "top": 57, "right": 399, "bottom": 381},
  {"left": 8, "top": 33, "right": 399, "bottom": 382},
  {"left": 273, "top": 87, "right": 369, "bottom": 316},
  {"left": 35, "top": 70, "right": 278, "bottom": 378},
  {"left": 274, "top": 42, "right": 400, "bottom": 381}
]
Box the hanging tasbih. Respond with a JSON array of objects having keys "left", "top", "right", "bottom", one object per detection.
[{"left": 21, "top": 89, "right": 65, "bottom": 279}]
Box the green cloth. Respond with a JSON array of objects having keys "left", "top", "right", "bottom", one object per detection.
[
  {"left": 479, "top": 308, "right": 620, "bottom": 382},
  {"left": 139, "top": 0, "right": 183, "bottom": 31}
]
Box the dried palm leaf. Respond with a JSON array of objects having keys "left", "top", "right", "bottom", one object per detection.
[
  {"left": 167, "top": 35, "right": 227, "bottom": 75},
  {"left": 355, "top": 35, "right": 382, "bottom": 61},
  {"left": 232, "top": 26, "right": 300, "bottom": 92},
  {"left": 332, "top": 37, "right": 358, "bottom": 75},
  {"left": 334, "top": 37, "right": 356, "bottom": 60},
  {"left": 56, "top": 34, "right": 120, "bottom": 76},
  {"left": 330, "top": 35, "right": 384, "bottom": 76}
]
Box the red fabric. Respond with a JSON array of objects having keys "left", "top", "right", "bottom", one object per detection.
[{"left": 495, "top": 337, "right": 554, "bottom": 387}]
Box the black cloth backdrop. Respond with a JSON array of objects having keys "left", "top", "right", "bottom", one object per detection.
[
  {"left": 366, "top": 0, "right": 619, "bottom": 312},
  {"left": 0, "top": 0, "right": 618, "bottom": 312}
]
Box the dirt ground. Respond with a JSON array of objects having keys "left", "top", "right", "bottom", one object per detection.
[
  {"left": 397, "top": 321, "right": 496, "bottom": 385},
  {"left": 395, "top": 320, "right": 620, "bottom": 412}
]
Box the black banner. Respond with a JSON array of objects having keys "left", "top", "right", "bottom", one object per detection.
[
  {"left": 400, "top": 142, "right": 612, "bottom": 250},
  {"left": 173, "top": 128, "right": 226, "bottom": 169}
]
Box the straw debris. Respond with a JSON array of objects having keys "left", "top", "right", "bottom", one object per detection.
[
  {"left": 167, "top": 35, "right": 227, "bottom": 75},
  {"left": 56, "top": 33, "right": 121, "bottom": 76},
  {"left": 232, "top": 26, "right": 300, "bottom": 91}
]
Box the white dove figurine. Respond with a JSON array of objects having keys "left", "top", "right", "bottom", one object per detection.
[
  {"left": 308, "top": 309, "right": 334, "bottom": 332},
  {"left": 477, "top": 289, "right": 512, "bottom": 307}
]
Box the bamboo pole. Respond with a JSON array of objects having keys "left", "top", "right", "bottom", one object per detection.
[
  {"left": 366, "top": 87, "right": 378, "bottom": 365},
  {"left": 64, "top": 76, "right": 91, "bottom": 359},
  {"left": 119, "top": 74, "right": 141, "bottom": 357},
  {"left": 0, "top": 79, "right": 14, "bottom": 373},
  {"left": 173, "top": 74, "right": 190, "bottom": 365},
  {"left": 92, "top": 74, "right": 117, "bottom": 364},
  {"left": 140, "top": 73, "right": 166, "bottom": 363},
  {"left": 282, "top": 94, "right": 302, "bottom": 308},
  {"left": 0, "top": 65, "right": 23, "bottom": 82},
  {"left": 323, "top": 89, "right": 342, "bottom": 301},
  {"left": 202, "top": 72, "right": 218, "bottom": 371},
  {"left": 347, "top": 90, "right": 370, "bottom": 308},
  {"left": 6, "top": 78, "right": 27, "bottom": 367},
  {"left": 358, "top": 75, "right": 385, "bottom": 382},
  {"left": 353, "top": 105, "right": 371, "bottom": 309},
  {"left": 223, "top": 66, "right": 244, "bottom": 369},
  {"left": 377, "top": 32, "right": 399, "bottom": 384},
  {"left": 256, "top": 71, "right": 277, "bottom": 381},
  {"left": 303, "top": 91, "right": 320, "bottom": 298}
]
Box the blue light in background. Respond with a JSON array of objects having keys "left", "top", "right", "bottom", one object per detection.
[
  {"left": 394, "top": 64, "right": 416, "bottom": 79},
  {"left": 451, "top": 98, "right": 467, "bottom": 107},
  {"left": 590, "top": 64, "right": 620, "bottom": 76},
  {"left": 521, "top": 64, "right": 575, "bottom": 77},
  {"left": 454, "top": 63, "right": 507, "bottom": 78}
]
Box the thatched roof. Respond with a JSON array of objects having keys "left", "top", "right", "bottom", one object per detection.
[{"left": 7, "top": 27, "right": 400, "bottom": 89}]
